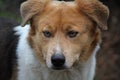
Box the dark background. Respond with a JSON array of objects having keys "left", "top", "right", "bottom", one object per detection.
[{"left": 0, "top": 0, "right": 120, "bottom": 80}]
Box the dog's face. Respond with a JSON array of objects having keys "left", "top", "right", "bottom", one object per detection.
[{"left": 20, "top": 0, "right": 109, "bottom": 70}]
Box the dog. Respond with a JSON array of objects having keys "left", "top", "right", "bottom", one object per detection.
[{"left": 0, "top": 0, "right": 109, "bottom": 80}]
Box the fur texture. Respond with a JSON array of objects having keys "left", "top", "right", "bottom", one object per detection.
[
  {"left": 14, "top": 0, "right": 109, "bottom": 80},
  {"left": 15, "top": 25, "right": 100, "bottom": 80}
]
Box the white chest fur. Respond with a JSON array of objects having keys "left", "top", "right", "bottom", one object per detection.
[{"left": 14, "top": 25, "right": 100, "bottom": 80}]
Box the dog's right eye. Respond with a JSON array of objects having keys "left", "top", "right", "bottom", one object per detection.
[
  {"left": 43, "top": 31, "right": 52, "bottom": 38},
  {"left": 67, "top": 30, "right": 79, "bottom": 38}
]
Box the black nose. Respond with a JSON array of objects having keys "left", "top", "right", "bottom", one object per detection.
[{"left": 51, "top": 54, "right": 65, "bottom": 68}]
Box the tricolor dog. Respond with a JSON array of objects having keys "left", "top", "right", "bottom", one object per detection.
[{"left": 1, "top": 0, "right": 109, "bottom": 80}]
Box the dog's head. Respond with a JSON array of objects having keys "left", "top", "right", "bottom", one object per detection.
[{"left": 20, "top": 0, "right": 109, "bottom": 70}]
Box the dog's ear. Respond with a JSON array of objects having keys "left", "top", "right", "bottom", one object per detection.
[
  {"left": 20, "top": 0, "right": 50, "bottom": 27},
  {"left": 75, "top": 0, "right": 109, "bottom": 30}
]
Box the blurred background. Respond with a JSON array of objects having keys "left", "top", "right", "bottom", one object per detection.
[{"left": 0, "top": 0, "right": 120, "bottom": 80}]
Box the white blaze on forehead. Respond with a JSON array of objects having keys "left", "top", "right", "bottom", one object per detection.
[{"left": 55, "top": 43, "right": 62, "bottom": 54}]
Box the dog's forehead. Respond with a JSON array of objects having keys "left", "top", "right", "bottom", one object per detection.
[
  {"left": 34, "top": 1, "right": 93, "bottom": 31},
  {"left": 51, "top": 1, "right": 76, "bottom": 7},
  {"left": 42, "top": 1, "right": 79, "bottom": 17}
]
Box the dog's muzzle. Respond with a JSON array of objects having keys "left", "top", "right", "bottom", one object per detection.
[{"left": 51, "top": 54, "right": 66, "bottom": 70}]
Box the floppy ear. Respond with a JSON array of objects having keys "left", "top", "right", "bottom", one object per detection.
[
  {"left": 20, "top": 0, "right": 50, "bottom": 27},
  {"left": 75, "top": 0, "right": 109, "bottom": 30}
]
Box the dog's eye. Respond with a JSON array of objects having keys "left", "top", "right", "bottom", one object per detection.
[
  {"left": 43, "top": 31, "right": 52, "bottom": 38},
  {"left": 67, "top": 31, "right": 79, "bottom": 38}
]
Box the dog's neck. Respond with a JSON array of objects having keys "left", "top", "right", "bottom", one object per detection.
[
  {"left": 15, "top": 25, "right": 100, "bottom": 80},
  {"left": 23, "top": 53, "right": 97, "bottom": 80}
]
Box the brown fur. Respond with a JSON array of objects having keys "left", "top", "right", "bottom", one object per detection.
[{"left": 20, "top": 0, "right": 109, "bottom": 68}]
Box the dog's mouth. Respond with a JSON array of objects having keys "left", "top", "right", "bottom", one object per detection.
[{"left": 52, "top": 66, "right": 68, "bottom": 70}]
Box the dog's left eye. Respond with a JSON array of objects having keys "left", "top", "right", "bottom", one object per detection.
[
  {"left": 67, "top": 31, "right": 79, "bottom": 38},
  {"left": 43, "top": 31, "right": 52, "bottom": 38}
]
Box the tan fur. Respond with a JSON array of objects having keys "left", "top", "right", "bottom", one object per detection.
[
  {"left": 75, "top": 0, "right": 109, "bottom": 30},
  {"left": 20, "top": 0, "right": 51, "bottom": 26},
  {"left": 20, "top": 0, "right": 109, "bottom": 68}
]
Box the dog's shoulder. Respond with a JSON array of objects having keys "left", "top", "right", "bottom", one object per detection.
[{"left": 0, "top": 17, "right": 19, "bottom": 80}]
